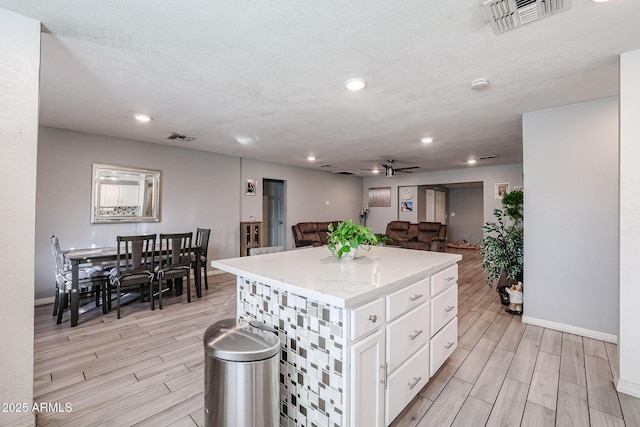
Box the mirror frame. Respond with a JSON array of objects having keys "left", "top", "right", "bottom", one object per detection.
[{"left": 91, "top": 163, "right": 161, "bottom": 223}]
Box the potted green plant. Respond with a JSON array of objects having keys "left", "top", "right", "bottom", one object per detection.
[
  {"left": 478, "top": 189, "right": 524, "bottom": 311},
  {"left": 327, "top": 220, "right": 378, "bottom": 259},
  {"left": 374, "top": 233, "right": 391, "bottom": 246}
]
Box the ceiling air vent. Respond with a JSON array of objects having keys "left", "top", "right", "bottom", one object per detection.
[
  {"left": 332, "top": 171, "right": 359, "bottom": 175},
  {"left": 482, "top": 0, "right": 571, "bottom": 35},
  {"left": 167, "top": 132, "right": 196, "bottom": 142},
  {"left": 477, "top": 154, "right": 498, "bottom": 161}
]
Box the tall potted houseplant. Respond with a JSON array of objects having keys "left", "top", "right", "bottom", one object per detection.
[
  {"left": 327, "top": 220, "right": 378, "bottom": 260},
  {"left": 478, "top": 189, "right": 524, "bottom": 312}
]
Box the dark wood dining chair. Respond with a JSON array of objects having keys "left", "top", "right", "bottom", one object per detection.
[
  {"left": 192, "top": 228, "right": 211, "bottom": 290},
  {"left": 50, "top": 235, "right": 109, "bottom": 324},
  {"left": 111, "top": 234, "right": 157, "bottom": 319},
  {"left": 157, "top": 232, "right": 193, "bottom": 307}
]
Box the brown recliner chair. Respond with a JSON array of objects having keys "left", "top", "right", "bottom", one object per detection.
[
  {"left": 385, "top": 221, "right": 411, "bottom": 246},
  {"left": 292, "top": 221, "right": 341, "bottom": 247},
  {"left": 401, "top": 222, "right": 446, "bottom": 251}
]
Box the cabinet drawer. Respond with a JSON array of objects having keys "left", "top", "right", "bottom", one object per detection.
[
  {"left": 386, "top": 278, "right": 429, "bottom": 322},
  {"left": 430, "top": 317, "right": 458, "bottom": 376},
  {"left": 431, "top": 264, "right": 458, "bottom": 296},
  {"left": 351, "top": 297, "right": 386, "bottom": 341},
  {"left": 386, "top": 303, "right": 430, "bottom": 372},
  {"left": 430, "top": 284, "right": 458, "bottom": 336},
  {"left": 385, "top": 343, "right": 430, "bottom": 426}
]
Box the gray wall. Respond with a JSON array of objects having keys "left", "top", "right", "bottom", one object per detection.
[
  {"left": 363, "top": 164, "right": 523, "bottom": 235},
  {"left": 448, "top": 187, "right": 484, "bottom": 244},
  {"left": 523, "top": 97, "right": 619, "bottom": 335},
  {"left": 0, "top": 9, "right": 39, "bottom": 426},
  {"left": 35, "top": 127, "right": 364, "bottom": 299},
  {"left": 239, "top": 158, "right": 364, "bottom": 248}
]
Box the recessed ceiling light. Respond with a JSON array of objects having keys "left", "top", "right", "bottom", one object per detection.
[
  {"left": 467, "top": 159, "right": 477, "bottom": 164},
  {"left": 470, "top": 79, "right": 490, "bottom": 90},
  {"left": 307, "top": 155, "right": 316, "bottom": 161},
  {"left": 372, "top": 169, "right": 380, "bottom": 174},
  {"left": 134, "top": 114, "right": 152, "bottom": 122},
  {"left": 421, "top": 137, "right": 434, "bottom": 144},
  {"left": 345, "top": 78, "right": 367, "bottom": 91},
  {"left": 592, "top": 0, "right": 609, "bottom": 2}
]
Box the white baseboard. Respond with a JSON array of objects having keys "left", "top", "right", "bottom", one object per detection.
[
  {"left": 617, "top": 379, "right": 640, "bottom": 399},
  {"left": 35, "top": 296, "right": 55, "bottom": 307},
  {"left": 522, "top": 315, "right": 618, "bottom": 344}
]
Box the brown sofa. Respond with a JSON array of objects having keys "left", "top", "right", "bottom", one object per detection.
[
  {"left": 292, "top": 221, "right": 341, "bottom": 247},
  {"left": 385, "top": 221, "right": 447, "bottom": 251}
]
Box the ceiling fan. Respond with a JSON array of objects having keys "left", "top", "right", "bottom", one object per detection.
[{"left": 363, "top": 159, "right": 419, "bottom": 177}]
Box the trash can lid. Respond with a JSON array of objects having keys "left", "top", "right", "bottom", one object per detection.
[{"left": 203, "top": 318, "right": 280, "bottom": 362}]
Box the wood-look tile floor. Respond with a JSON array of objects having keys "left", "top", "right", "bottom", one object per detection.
[{"left": 33, "top": 249, "right": 640, "bottom": 426}]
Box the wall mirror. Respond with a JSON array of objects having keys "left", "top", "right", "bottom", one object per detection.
[{"left": 91, "top": 163, "right": 161, "bottom": 223}]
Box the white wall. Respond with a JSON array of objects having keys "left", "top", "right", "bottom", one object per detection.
[
  {"left": 0, "top": 9, "right": 39, "bottom": 426},
  {"left": 619, "top": 49, "right": 640, "bottom": 397},
  {"left": 240, "top": 158, "right": 364, "bottom": 248},
  {"left": 523, "top": 97, "right": 619, "bottom": 337},
  {"left": 363, "top": 164, "right": 523, "bottom": 234}
]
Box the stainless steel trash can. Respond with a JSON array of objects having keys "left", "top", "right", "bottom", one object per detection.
[{"left": 204, "top": 318, "right": 280, "bottom": 427}]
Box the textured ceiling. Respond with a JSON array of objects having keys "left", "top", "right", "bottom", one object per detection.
[{"left": 2, "top": 1, "right": 639, "bottom": 175}]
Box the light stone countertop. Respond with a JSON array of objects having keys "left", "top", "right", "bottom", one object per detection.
[{"left": 212, "top": 246, "right": 462, "bottom": 308}]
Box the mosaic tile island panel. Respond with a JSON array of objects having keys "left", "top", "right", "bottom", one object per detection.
[{"left": 238, "top": 276, "right": 345, "bottom": 427}]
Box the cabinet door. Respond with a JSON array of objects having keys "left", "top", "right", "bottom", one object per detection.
[{"left": 350, "top": 329, "right": 385, "bottom": 427}]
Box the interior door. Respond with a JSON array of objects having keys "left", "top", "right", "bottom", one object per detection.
[{"left": 263, "top": 179, "right": 285, "bottom": 247}]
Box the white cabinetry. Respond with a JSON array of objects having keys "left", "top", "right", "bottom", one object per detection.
[
  {"left": 348, "top": 267, "right": 458, "bottom": 427},
  {"left": 350, "top": 328, "right": 385, "bottom": 427},
  {"left": 429, "top": 264, "right": 459, "bottom": 375}
]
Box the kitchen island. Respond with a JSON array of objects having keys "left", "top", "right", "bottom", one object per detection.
[{"left": 212, "top": 245, "right": 462, "bottom": 427}]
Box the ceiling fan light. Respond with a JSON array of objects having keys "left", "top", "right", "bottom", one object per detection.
[{"left": 385, "top": 167, "right": 395, "bottom": 177}]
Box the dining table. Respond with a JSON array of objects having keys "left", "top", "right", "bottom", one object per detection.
[{"left": 63, "top": 245, "right": 203, "bottom": 327}]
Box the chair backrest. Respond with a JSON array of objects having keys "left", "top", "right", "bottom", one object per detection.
[
  {"left": 195, "top": 228, "right": 211, "bottom": 257},
  {"left": 50, "top": 235, "right": 66, "bottom": 276},
  {"left": 249, "top": 245, "right": 285, "bottom": 256},
  {"left": 116, "top": 234, "right": 157, "bottom": 275},
  {"left": 159, "top": 232, "right": 192, "bottom": 269}
]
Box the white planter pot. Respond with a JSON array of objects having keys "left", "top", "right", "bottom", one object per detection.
[{"left": 335, "top": 243, "right": 358, "bottom": 260}]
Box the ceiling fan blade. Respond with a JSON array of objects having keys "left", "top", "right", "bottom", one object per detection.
[{"left": 395, "top": 166, "right": 420, "bottom": 172}]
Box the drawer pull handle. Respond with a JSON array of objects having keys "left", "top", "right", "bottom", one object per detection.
[
  {"left": 409, "top": 329, "right": 423, "bottom": 340},
  {"left": 369, "top": 315, "right": 378, "bottom": 323},
  {"left": 408, "top": 376, "right": 423, "bottom": 390},
  {"left": 380, "top": 363, "right": 388, "bottom": 388},
  {"left": 444, "top": 305, "right": 455, "bottom": 312},
  {"left": 445, "top": 276, "right": 456, "bottom": 282},
  {"left": 444, "top": 342, "right": 455, "bottom": 349},
  {"left": 409, "top": 293, "right": 424, "bottom": 302}
]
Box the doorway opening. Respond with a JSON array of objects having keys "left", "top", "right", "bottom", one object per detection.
[{"left": 262, "top": 179, "right": 286, "bottom": 247}]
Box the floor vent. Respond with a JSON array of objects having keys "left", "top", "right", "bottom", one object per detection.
[{"left": 483, "top": 0, "right": 571, "bottom": 34}]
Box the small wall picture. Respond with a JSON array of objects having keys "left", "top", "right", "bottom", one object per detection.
[
  {"left": 400, "top": 201, "right": 413, "bottom": 212},
  {"left": 495, "top": 183, "right": 509, "bottom": 199},
  {"left": 245, "top": 179, "right": 257, "bottom": 196}
]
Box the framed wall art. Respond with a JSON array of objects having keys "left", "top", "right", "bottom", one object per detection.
[
  {"left": 495, "top": 183, "right": 509, "bottom": 199},
  {"left": 368, "top": 187, "right": 391, "bottom": 207},
  {"left": 245, "top": 179, "right": 257, "bottom": 196}
]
